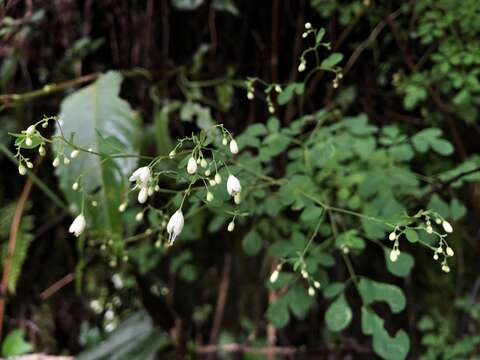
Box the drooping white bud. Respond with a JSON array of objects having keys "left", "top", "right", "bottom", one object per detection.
[
  {"left": 313, "top": 281, "right": 321, "bottom": 289},
  {"left": 169, "top": 150, "right": 176, "bottom": 159},
  {"left": 222, "top": 137, "right": 228, "bottom": 145},
  {"left": 442, "top": 221, "right": 453, "bottom": 233},
  {"left": 446, "top": 246, "right": 454, "bottom": 257},
  {"left": 227, "top": 221, "right": 235, "bottom": 232},
  {"left": 25, "top": 137, "right": 33, "bottom": 146},
  {"left": 388, "top": 232, "right": 396, "bottom": 241},
  {"left": 214, "top": 173, "right": 222, "bottom": 184},
  {"left": 442, "top": 264, "right": 450, "bottom": 273},
  {"left": 72, "top": 182, "right": 79, "bottom": 191},
  {"left": 308, "top": 287, "right": 315, "bottom": 296},
  {"left": 269, "top": 270, "right": 279, "bottom": 283},
  {"left": 187, "top": 157, "right": 197, "bottom": 174},
  {"left": 118, "top": 202, "right": 127, "bottom": 212},
  {"left": 26, "top": 161, "right": 33, "bottom": 169},
  {"left": 135, "top": 212, "right": 144, "bottom": 222},
  {"left": 229, "top": 139, "right": 239, "bottom": 154},
  {"left": 389, "top": 250, "right": 398, "bottom": 262},
  {"left": 70, "top": 149, "right": 80, "bottom": 158},
  {"left": 200, "top": 158, "right": 208, "bottom": 168},
  {"left": 25, "top": 125, "right": 36, "bottom": 136},
  {"left": 138, "top": 186, "right": 148, "bottom": 204},
  {"left": 298, "top": 61, "right": 306, "bottom": 72},
  {"left": 209, "top": 179, "right": 217, "bottom": 186},
  {"left": 52, "top": 157, "right": 60, "bottom": 167},
  {"left": 39, "top": 146, "right": 46, "bottom": 156},
  {"left": 206, "top": 192, "right": 214, "bottom": 202},
  {"left": 69, "top": 214, "right": 86, "bottom": 237},
  {"left": 166, "top": 209, "right": 184, "bottom": 244},
  {"left": 63, "top": 157, "right": 70, "bottom": 165},
  {"left": 234, "top": 193, "right": 241, "bottom": 205},
  {"left": 18, "top": 164, "right": 27, "bottom": 175},
  {"left": 304, "top": 22, "right": 312, "bottom": 29},
  {"left": 227, "top": 174, "right": 241, "bottom": 196}
]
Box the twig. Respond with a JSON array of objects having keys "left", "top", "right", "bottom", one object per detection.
[
  {"left": 0, "top": 177, "right": 33, "bottom": 339},
  {"left": 39, "top": 273, "right": 75, "bottom": 300},
  {"left": 423, "top": 166, "right": 480, "bottom": 199},
  {"left": 207, "top": 253, "right": 231, "bottom": 346}
]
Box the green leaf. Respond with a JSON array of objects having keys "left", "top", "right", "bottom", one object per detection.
[
  {"left": 171, "top": 0, "right": 204, "bottom": 11},
  {"left": 358, "top": 278, "right": 406, "bottom": 313},
  {"left": 266, "top": 299, "right": 290, "bottom": 328},
  {"left": 267, "top": 117, "right": 280, "bottom": 132},
  {"left": 450, "top": 198, "right": 466, "bottom": 221},
  {"left": 242, "top": 229, "right": 263, "bottom": 256},
  {"left": 299, "top": 205, "right": 323, "bottom": 222},
  {"left": 428, "top": 194, "right": 449, "bottom": 218},
  {"left": 385, "top": 250, "right": 415, "bottom": 277},
  {"left": 325, "top": 294, "right": 352, "bottom": 332},
  {"left": 335, "top": 230, "right": 365, "bottom": 251},
  {"left": 323, "top": 282, "right": 345, "bottom": 299},
  {"left": 1, "top": 329, "right": 33, "bottom": 357},
  {"left": 286, "top": 285, "right": 314, "bottom": 319},
  {"left": 430, "top": 138, "right": 454, "bottom": 156},
  {"left": 321, "top": 53, "right": 343, "bottom": 68},
  {"left": 315, "top": 28, "right": 326, "bottom": 44},
  {"left": 404, "top": 229, "right": 418, "bottom": 243},
  {"left": 55, "top": 71, "right": 140, "bottom": 234}
]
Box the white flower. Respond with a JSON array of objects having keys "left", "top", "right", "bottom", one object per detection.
[
  {"left": 187, "top": 157, "right": 197, "bottom": 175},
  {"left": 69, "top": 214, "right": 86, "bottom": 237},
  {"left": 229, "top": 139, "right": 239, "bottom": 154},
  {"left": 129, "top": 166, "right": 151, "bottom": 184},
  {"left": 138, "top": 186, "right": 148, "bottom": 204},
  {"left": 25, "top": 125, "right": 36, "bottom": 136},
  {"left": 227, "top": 174, "right": 241, "bottom": 196},
  {"left": 442, "top": 220, "right": 453, "bottom": 233},
  {"left": 167, "top": 209, "right": 184, "bottom": 244}
]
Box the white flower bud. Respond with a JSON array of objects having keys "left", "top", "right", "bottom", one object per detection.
[
  {"left": 269, "top": 270, "right": 279, "bottom": 283},
  {"left": 446, "top": 247, "right": 454, "bottom": 257},
  {"left": 389, "top": 250, "right": 398, "bottom": 262},
  {"left": 313, "top": 281, "right": 321, "bottom": 289},
  {"left": 69, "top": 214, "right": 86, "bottom": 237},
  {"left": 147, "top": 186, "right": 154, "bottom": 196},
  {"left": 169, "top": 150, "right": 176, "bottom": 159},
  {"left": 138, "top": 187, "right": 148, "bottom": 204},
  {"left": 214, "top": 173, "right": 222, "bottom": 184},
  {"left": 25, "top": 125, "right": 36, "bottom": 136},
  {"left": 234, "top": 193, "right": 241, "bottom": 205},
  {"left": 39, "top": 146, "right": 46, "bottom": 156},
  {"left": 227, "top": 221, "right": 235, "bottom": 232},
  {"left": 135, "top": 212, "right": 144, "bottom": 222},
  {"left": 187, "top": 157, "right": 197, "bottom": 174},
  {"left": 229, "top": 139, "right": 239, "bottom": 154},
  {"left": 426, "top": 225, "right": 433, "bottom": 234},
  {"left": 388, "top": 232, "right": 396, "bottom": 241},
  {"left": 308, "top": 287, "right": 315, "bottom": 296},
  {"left": 200, "top": 159, "right": 208, "bottom": 168},
  {"left": 301, "top": 269, "right": 308, "bottom": 279},
  {"left": 18, "top": 164, "right": 27, "bottom": 175},
  {"left": 91, "top": 201, "right": 98, "bottom": 207},
  {"left": 70, "top": 149, "right": 80, "bottom": 158},
  {"left": 63, "top": 157, "right": 70, "bottom": 165},
  {"left": 26, "top": 161, "right": 33, "bottom": 169},
  {"left": 166, "top": 209, "right": 184, "bottom": 244},
  {"left": 206, "top": 192, "right": 214, "bottom": 202},
  {"left": 247, "top": 91, "right": 254, "bottom": 100},
  {"left": 118, "top": 202, "right": 127, "bottom": 212},
  {"left": 298, "top": 61, "right": 306, "bottom": 72},
  {"left": 304, "top": 22, "right": 312, "bottom": 29},
  {"left": 25, "top": 137, "right": 33, "bottom": 146},
  {"left": 442, "top": 265, "right": 450, "bottom": 273},
  {"left": 442, "top": 221, "right": 453, "bottom": 233},
  {"left": 433, "top": 253, "right": 439, "bottom": 260},
  {"left": 52, "top": 157, "right": 60, "bottom": 167},
  {"left": 209, "top": 179, "right": 217, "bottom": 186},
  {"left": 222, "top": 137, "right": 228, "bottom": 145},
  {"left": 227, "top": 174, "right": 241, "bottom": 196},
  {"left": 72, "top": 182, "right": 79, "bottom": 191},
  {"left": 204, "top": 169, "right": 211, "bottom": 177}
]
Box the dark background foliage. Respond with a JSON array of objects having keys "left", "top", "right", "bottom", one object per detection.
[{"left": 1, "top": 0, "right": 480, "bottom": 359}]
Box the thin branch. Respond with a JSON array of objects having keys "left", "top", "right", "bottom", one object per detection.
[{"left": 0, "top": 177, "right": 33, "bottom": 339}]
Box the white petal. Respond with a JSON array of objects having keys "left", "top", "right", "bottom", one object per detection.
[{"left": 138, "top": 186, "right": 148, "bottom": 204}]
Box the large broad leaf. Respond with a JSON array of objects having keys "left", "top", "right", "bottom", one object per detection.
[
  {"left": 55, "top": 71, "right": 140, "bottom": 234},
  {"left": 77, "top": 311, "right": 168, "bottom": 360},
  {"left": 1, "top": 329, "right": 33, "bottom": 357},
  {"left": 325, "top": 294, "right": 352, "bottom": 332}
]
